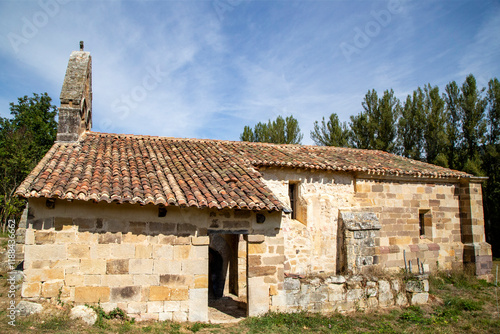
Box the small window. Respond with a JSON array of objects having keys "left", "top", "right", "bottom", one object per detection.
[
  {"left": 288, "top": 182, "right": 297, "bottom": 219},
  {"left": 419, "top": 209, "right": 432, "bottom": 239}
]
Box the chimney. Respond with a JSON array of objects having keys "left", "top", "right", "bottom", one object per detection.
[{"left": 57, "top": 41, "right": 92, "bottom": 142}]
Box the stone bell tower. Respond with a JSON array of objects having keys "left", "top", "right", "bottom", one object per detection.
[{"left": 56, "top": 41, "right": 92, "bottom": 142}]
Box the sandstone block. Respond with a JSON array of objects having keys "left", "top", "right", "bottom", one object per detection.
[
  {"left": 22, "top": 282, "right": 41, "bottom": 298},
  {"left": 248, "top": 266, "right": 276, "bottom": 278},
  {"left": 65, "top": 274, "right": 84, "bottom": 286},
  {"left": 25, "top": 244, "right": 66, "bottom": 261},
  {"left": 101, "top": 275, "right": 134, "bottom": 287},
  {"left": 164, "top": 301, "right": 181, "bottom": 312},
  {"left": 153, "top": 245, "right": 174, "bottom": 260},
  {"left": 100, "top": 302, "right": 118, "bottom": 313},
  {"left": 191, "top": 236, "right": 209, "bottom": 245},
  {"left": 174, "top": 245, "right": 191, "bottom": 259},
  {"left": 136, "top": 245, "right": 153, "bottom": 258},
  {"left": 248, "top": 243, "right": 266, "bottom": 254},
  {"left": 147, "top": 301, "right": 164, "bottom": 313},
  {"left": 194, "top": 275, "right": 208, "bottom": 288},
  {"left": 411, "top": 292, "right": 429, "bottom": 305},
  {"left": 190, "top": 245, "right": 208, "bottom": 260},
  {"left": 90, "top": 244, "right": 111, "bottom": 259},
  {"left": 35, "top": 231, "right": 56, "bottom": 244},
  {"left": 328, "top": 284, "right": 345, "bottom": 302},
  {"left": 127, "top": 301, "right": 147, "bottom": 314},
  {"left": 67, "top": 244, "right": 90, "bottom": 259},
  {"left": 80, "top": 259, "right": 106, "bottom": 275},
  {"left": 122, "top": 232, "right": 147, "bottom": 243},
  {"left": 77, "top": 232, "right": 98, "bottom": 244},
  {"left": 75, "top": 287, "right": 110, "bottom": 303},
  {"left": 189, "top": 289, "right": 208, "bottom": 322},
  {"left": 106, "top": 259, "right": 129, "bottom": 274},
  {"left": 110, "top": 286, "right": 141, "bottom": 302},
  {"left": 247, "top": 277, "right": 269, "bottom": 316},
  {"left": 84, "top": 275, "right": 102, "bottom": 286},
  {"left": 247, "top": 234, "right": 265, "bottom": 243},
  {"left": 173, "top": 311, "right": 188, "bottom": 322},
  {"left": 133, "top": 274, "right": 159, "bottom": 286},
  {"left": 160, "top": 274, "right": 193, "bottom": 287},
  {"left": 181, "top": 260, "right": 207, "bottom": 275},
  {"left": 263, "top": 255, "right": 285, "bottom": 265},
  {"left": 110, "top": 244, "right": 135, "bottom": 259},
  {"left": 159, "top": 312, "right": 173, "bottom": 321},
  {"left": 173, "top": 236, "right": 191, "bottom": 245},
  {"left": 284, "top": 278, "right": 300, "bottom": 290},
  {"left": 24, "top": 268, "right": 64, "bottom": 282},
  {"left": 149, "top": 287, "right": 189, "bottom": 301},
  {"left": 98, "top": 232, "right": 121, "bottom": 244},
  {"left": 395, "top": 293, "right": 408, "bottom": 306},
  {"left": 55, "top": 231, "right": 76, "bottom": 243},
  {"left": 129, "top": 259, "right": 154, "bottom": 274},
  {"left": 153, "top": 260, "right": 181, "bottom": 274}
]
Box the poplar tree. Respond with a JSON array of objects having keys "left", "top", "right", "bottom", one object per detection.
[
  {"left": 398, "top": 88, "right": 425, "bottom": 160},
  {"left": 240, "top": 115, "right": 303, "bottom": 144},
  {"left": 460, "top": 74, "right": 487, "bottom": 174},
  {"left": 349, "top": 89, "right": 399, "bottom": 153},
  {"left": 444, "top": 81, "right": 461, "bottom": 170},
  {"left": 310, "top": 113, "right": 350, "bottom": 147},
  {"left": 423, "top": 84, "right": 447, "bottom": 166}
]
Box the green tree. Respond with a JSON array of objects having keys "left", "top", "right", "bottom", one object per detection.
[
  {"left": 487, "top": 78, "right": 500, "bottom": 145},
  {"left": 484, "top": 78, "right": 500, "bottom": 255},
  {"left": 0, "top": 93, "right": 57, "bottom": 231},
  {"left": 240, "top": 115, "right": 303, "bottom": 144},
  {"left": 423, "top": 84, "right": 447, "bottom": 166},
  {"left": 459, "top": 74, "right": 487, "bottom": 174},
  {"left": 444, "top": 81, "right": 461, "bottom": 170},
  {"left": 373, "top": 89, "right": 399, "bottom": 153},
  {"left": 398, "top": 89, "right": 425, "bottom": 160},
  {"left": 349, "top": 111, "right": 371, "bottom": 149},
  {"left": 348, "top": 89, "right": 399, "bottom": 153},
  {"left": 310, "top": 113, "right": 350, "bottom": 147}
]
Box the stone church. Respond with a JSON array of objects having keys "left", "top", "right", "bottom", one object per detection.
[{"left": 15, "top": 46, "right": 492, "bottom": 322}]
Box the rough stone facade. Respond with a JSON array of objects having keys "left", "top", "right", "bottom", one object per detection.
[
  {"left": 280, "top": 274, "right": 429, "bottom": 313},
  {"left": 21, "top": 197, "right": 282, "bottom": 320},
  {"left": 261, "top": 168, "right": 492, "bottom": 279}
]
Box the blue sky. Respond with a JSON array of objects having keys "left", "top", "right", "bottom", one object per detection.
[{"left": 1, "top": 0, "right": 499, "bottom": 144}]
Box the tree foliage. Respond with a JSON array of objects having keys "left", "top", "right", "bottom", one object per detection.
[
  {"left": 349, "top": 89, "right": 399, "bottom": 153},
  {"left": 0, "top": 93, "right": 57, "bottom": 230},
  {"left": 310, "top": 113, "right": 350, "bottom": 147},
  {"left": 240, "top": 115, "right": 303, "bottom": 144},
  {"left": 398, "top": 88, "right": 425, "bottom": 160}
]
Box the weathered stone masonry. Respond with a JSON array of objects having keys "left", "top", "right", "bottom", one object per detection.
[{"left": 21, "top": 198, "right": 283, "bottom": 320}]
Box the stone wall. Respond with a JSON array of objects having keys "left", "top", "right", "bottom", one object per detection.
[
  {"left": 459, "top": 180, "right": 492, "bottom": 277},
  {"left": 21, "top": 197, "right": 283, "bottom": 321},
  {"left": 354, "top": 177, "right": 466, "bottom": 273},
  {"left": 260, "top": 168, "right": 355, "bottom": 275},
  {"left": 280, "top": 274, "right": 429, "bottom": 313},
  {"left": 261, "top": 168, "right": 491, "bottom": 277}
]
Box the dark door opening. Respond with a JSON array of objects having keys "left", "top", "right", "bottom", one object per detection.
[{"left": 208, "top": 233, "right": 247, "bottom": 322}]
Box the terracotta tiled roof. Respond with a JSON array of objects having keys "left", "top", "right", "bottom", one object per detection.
[{"left": 16, "top": 132, "right": 470, "bottom": 210}]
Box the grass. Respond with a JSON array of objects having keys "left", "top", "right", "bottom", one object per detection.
[{"left": 1, "top": 269, "right": 499, "bottom": 333}]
